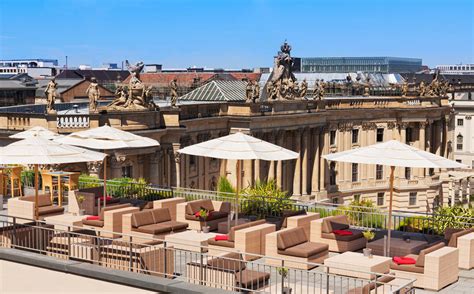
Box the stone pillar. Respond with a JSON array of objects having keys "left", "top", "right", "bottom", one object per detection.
[
  {"left": 172, "top": 143, "right": 181, "bottom": 188},
  {"left": 166, "top": 149, "right": 172, "bottom": 187},
  {"left": 418, "top": 121, "right": 427, "bottom": 178},
  {"left": 276, "top": 130, "right": 284, "bottom": 189},
  {"left": 149, "top": 151, "right": 160, "bottom": 185},
  {"left": 319, "top": 128, "right": 328, "bottom": 193},
  {"left": 267, "top": 132, "right": 275, "bottom": 181},
  {"left": 311, "top": 128, "right": 320, "bottom": 195},
  {"left": 254, "top": 159, "right": 260, "bottom": 183},
  {"left": 301, "top": 128, "right": 309, "bottom": 196},
  {"left": 292, "top": 129, "right": 302, "bottom": 197}
]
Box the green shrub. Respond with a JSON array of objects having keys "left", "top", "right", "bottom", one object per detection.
[
  {"left": 240, "top": 180, "right": 291, "bottom": 218},
  {"left": 339, "top": 199, "right": 385, "bottom": 229}
]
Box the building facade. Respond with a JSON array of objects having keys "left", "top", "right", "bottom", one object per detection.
[
  {"left": 437, "top": 64, "right": 474, "bottom": 75},
  {"left": 299, "top": 57, "right": 422, "bottom": 73},
  {"left": 453, "top": 91, "right": 474, "bottom": 167}
]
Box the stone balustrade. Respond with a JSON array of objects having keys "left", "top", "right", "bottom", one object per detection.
[{"left": 57, "top": 114, "right": 90, "bottom": 129}]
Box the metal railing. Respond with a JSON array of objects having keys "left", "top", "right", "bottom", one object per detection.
[{"left": 0, "top": 214, "right": 415, "bottom": 293}]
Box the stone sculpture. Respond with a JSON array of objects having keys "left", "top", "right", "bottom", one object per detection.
[
  {"left": 401, "top": 80, "right": 409, "bottom": 97},
  {"left": 44, "top": 78, "right": 57, "bottom": 113},
  {"left": 418, "top": 80, "right": 427, "bottom": 96},
  {"left": 86, "top": 77, "right": 100, "bottom": 112},
  {"left": 169, "top": 78, "right": 178, "bottom": 107},
  {"left": 299, "top": 79, "right": 308, "bottom": 99},
  {"left": 246, "top": 80, "right": 260, "bottom": 103},
  {"left": 313, "top": 79, "right": 326, "bottom": 100},
  {"left": 252, "top": 80, "right": 260, "bottom": 103},
  {"left": 363, "top": 76, "right": 371, "bottom": 97}
]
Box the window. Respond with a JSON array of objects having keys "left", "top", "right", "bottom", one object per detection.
[
  {"left": 456, "top": 159, "right": 462, "bottom": 163},
  {"left": 121, "top": 165, "right": 132, "bottom": 178},
  {"left": 405, "top": 167, "right": 411, "bottom": 179},
  {"left": 376, "top": 128, "right": 384, "bottom": 142},
  {"left": 409, "top": 192, "right": 417, "bottom": 206},
  {"left": 352, "top": 129, "right": 359, "bottom": 144},
  {"left": 457, "top": 134, "right": 463, "bottom": 150},
  {"left": 330, "top": 130, "right": 336, "bottom": 146},
  {"left": 189, "top": 155, "right": 196, "bottom": 166},
  {"left": 352, "top": 163, "right": 358, "bottom": 182},
  {"left": 353, "top": 194, "right": 361, "bottom": 202},
  {"left": 329, "top": 162, "right": 336, "bottom": 185},
  {"left": 457, "top": 119, "right": 464, "bottom": 126},
  {"left": 377, "top": 192, "right": 385, "bottom": 206},
  {"left": 406, "top": 127, "right": 413, "bottom": 143},
  {"left": 376, "top": 165, "right": 383, "bottom": 180}
]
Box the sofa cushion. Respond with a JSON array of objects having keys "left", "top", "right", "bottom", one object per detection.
[
  {"left": 279, "top": 241, "right": 328, "bottom": 258},
  {"left": 185, "top": 214, "right": 199, "bottom": 221},
  {"left": 131, "top": 210, "right": 155, "bottom": 228},
  {"left": 186, "top": 199, "right": 215, "bottom": 215},
  {"left": 151, "top": 208, "right": 172, "bottom": 223},
  {"left": 38, "top": 206, "right": 64, "bottom": 216},
  {"left": 20, "top": 195, "right": 52, "bottom": 207},
  {"left": 207, "top": 238, "right": 235, "bottom": 248},
  {"left": 219, "top": 202, "right": 232, "bottom": 214},
  {"left": 215, "top": 234, "right": 229, "bottom": 241},
  {"left": 86, "top": 216, "right": 99, "bottom": 221},
  {"left": 236, "top": 269, "right": 270, "bottom": 289},
  {"left": 99, "top": 203, "right": 131, "bottom": 221},
  {"left": 207, "top": 211, "right": 228, "bottom": 221},
  {"left": 133, "top": 223, "right": 172, "bottom": 235},
  {"left": 390, "top": 262, "right": 424, "bottom": 273},
  {"left": 322, "top": 229, "right": 364, "bottom": 241},
  {"left": 333, "top": 229, "right": 353, "bottom": 236},
  {"left": 157, "top": 221, "right": 188, "bottom": 231},
  {"left": 82, "top": 219, "right": 104, "bottom": 227},
  {"left": 415, "top": 242, "right": 445, "bottom": 267},
  {"left": 448, "top": 228, "right": 474, "bottom": 247},
  {"left": 321, "top": 215, "right": 350, "bottom": 233},
  {"left": 207, "top": 252, "right": 245, "bottom": 271},
  {"left": 276, "top": 227, "right": 308, "bottom": 250},
  {"left": 393, "top": 256, "right": 416, "bottom": 265},
  {"left": 228, "top": 219, "right": 266, "bottom": 242}
]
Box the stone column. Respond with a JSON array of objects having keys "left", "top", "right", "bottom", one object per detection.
[
  {"left": 319, "top": 128, "right": 328, "bottom": 193},
  {"left": 418, "top": 121, "right": 427, "bottom": 178},
  {"left": 149, "top": 151, "right": 160, "bottom": 185},
  {"left": 276, "top": 130, "right": 284, "bottom": 189},
  {"left": 172, "top": 143, "right": 181, "bottom": 188},
  {"left": 301, "top": 128, "right": 309, "bottom": 196},
  {"left": 292, "top": 129, "right": 302, "bottom": 196},
  {"left": 267, "top": 132, "right": 275, "bottom": 181},
  {"left": 311, "top": 128, "right": 320, "bottom": 195}
]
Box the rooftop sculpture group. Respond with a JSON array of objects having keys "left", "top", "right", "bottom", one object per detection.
[{"left": 45, "top": 78, "right": 58, "bottom": 113}]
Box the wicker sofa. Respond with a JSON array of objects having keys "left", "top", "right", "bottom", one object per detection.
[
  {"left": 76, "top": 187, "right": 120, "bottom": 215},
  {"left": 444, "top": 228, "right": 474, "bottom": 269},
  {"left": 390, "top": 242, "right": 459, "bottom": 291},
  {"left": 81, "top": 203, "right": 139, "bottom": 238},
  {"left": 266, "top": 227, "right": 329, "bottom": 270},
  {"left": 8, "top": 194, "right": 64, "bottom": 223},
  {"left": 176, "top": 199, "right": 231, "bottom": 231},
  {"left": 123, "top": 208, "right": 188, "bottom": 243},
  {"left": 207, "top": 220, "right": 275, "bottom": 260},
  {"left": 310, "top": 215, "right": 366, "bottom": 252}
]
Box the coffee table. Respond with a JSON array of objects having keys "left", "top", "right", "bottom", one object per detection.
[
  {"left": 44, "top": 213, "right": 90, "bottom": 231},
  {"left": 164, "top": 230, "right": 218, "bottom": 252},
  {"left": 324, "top": 252, "right": 391, "bottom": 279},
  {"left": 367, "top": 237, "right": 427, "bottom": 257}
]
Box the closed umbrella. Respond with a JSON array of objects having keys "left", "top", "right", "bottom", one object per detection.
[
  {"left": 0, "top": 136, "right": 106, "bottom": 219},
  {"left": 10, "top": 126, "right": 62, "bottom": 140},
  {"left": 323, "top": 140, "right": 467, "bottom": 256},
  {"left": 54, "top": 125, "right": 160, "bottom": 206},
  {"left": 178, "top": 131, "right": 299, "bottom": 223}
]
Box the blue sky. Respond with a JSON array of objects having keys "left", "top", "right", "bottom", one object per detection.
[{"left": 0, "top": 0, "right": 472, "bottom": 68}]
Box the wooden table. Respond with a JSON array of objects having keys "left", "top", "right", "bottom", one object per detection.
[
  {"left": 44, "top": 171, "right": 75, "bottom": 206},
  {"left": 164, "top": 230, "right": 218, "bottom": 252},
  {"left": 44, "top": 213, "right": 90, "bottom": 231},
  {"left": 367, "top": 237, "right": 427, "bottom": 257},
  {"left": 324, "top": 252, "right": 391, "bottom": 279}
]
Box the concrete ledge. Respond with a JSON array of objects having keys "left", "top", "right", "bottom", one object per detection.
[{"left": 0, "top": 248, "right": 235, "bottom": 294}]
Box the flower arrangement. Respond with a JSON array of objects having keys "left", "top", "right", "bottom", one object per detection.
[{"left": 362, "top": 229, "right": 375, "bottom": 241}]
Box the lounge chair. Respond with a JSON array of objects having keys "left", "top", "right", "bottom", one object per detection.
[
  {"left": 8, "top": 194, "right": 64, "bottom": 223},
  {"left": 389, "top": 242, "right": 459, "bottom": 291},
  {"left": 76, "top": 187, "right": 120, "bottom": 215},
  {"left": 153, "top": 197, "right": 185, "bottom": 220},
  {"left": 310, "top": 215, "right": 366, "bottom": 252},
  {"left": 444, "top": 227, "right": 474, "bottom": 269},
  {"left": 81, "top": 203, "right": 139, "bottom": 238},
  {"left": 266, "top": 227, "right": 329, "bottom": 270},
  {"left": 176, "top": 199, "right": 231, "bottom": 231},
  {"left": 207, "top": 219, "right": 275, "bottom": 260}
]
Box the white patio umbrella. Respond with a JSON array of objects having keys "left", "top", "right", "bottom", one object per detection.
[
  {"left": 54, "top": 125, "right": 160, "bottom": 206},
  {"left": 178, "top": 131, "right": 299, "bottom": 223},
  {"left": 10, "top": 126, "right": 62, "bottom": 140},
  {"left": 323, "top": 140, "right": 467, "bottom": 256},
  {"left": 0, "top": 136, "right": 106, "bottom": 219}
]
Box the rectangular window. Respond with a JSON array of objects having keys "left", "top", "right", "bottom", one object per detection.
[
  {"left": 457, "top": 135, "right": 463, "bottom": 151},
  {"left": 409, "top": 192, "right": 417, "bottom": 206},
  {"left": 376, "top": 128, "right": 384, "bottom": 142},
  {"left": 330, "top": 130, "right": 336, "bottom": 146},
  {"left": 353, "top": 194, "right": 361, "bottom": 202},
  {"left": 406, "top": 127, "right": 413, "bottom": 143},
  {"left": 457, "top": 119, "right": 464, "bottom": 126},
  {"left": 352, "top": 163, "right": 358, "bottom": 182},
  {"left": 405, "top": 167, "right": 411, "bottom": 179},
  {"left": 377, "top": 192, "right": 385, "bottom": 206},
  {"left": 121, "top": 165, "right": 132, "bottom": 178},
  {"left": 352, "top": 129, "right": 359, "bottom": 144},
  {"left": 376, "top": 165, "right": 383, "bottom": 180}
]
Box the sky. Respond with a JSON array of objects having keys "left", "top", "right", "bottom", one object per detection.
[{"left": 0, "top": 0, "right": 473, "bottom": 69}]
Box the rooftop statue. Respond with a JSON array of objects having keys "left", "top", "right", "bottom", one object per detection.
[
  {"left": 169, "top": 78, "right": 178, "bottom": 108},
  {"left": 300, "top": 79, "right": 308, "bottom": 99},
  {"left": 86, "top": 77, "right": 100, "bottom": 113},
  {"left": 246, "top": 80, "right": 260, "bottom": 103},
  {"left": 44, "top": 78, "right": 57, "bottom": 113}
]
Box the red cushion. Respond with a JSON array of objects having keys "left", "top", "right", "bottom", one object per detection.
[
  {"left": 215, "top": 235, "right": 229, "bottom": 241},
  {"left": 85, "top": 216, "right": 99, "bottom": 221},
  {"left": 194, "top": 211, "right": 200, "bottom": 217},
  {"left": 393, "top": 256, "right": 416, "bottom": 265},
  {"left": 99, "top": 196, "right": 113, "bottom": 202},
  {"left": 333, "top": 229, "right": 353, "bottom": 236}
]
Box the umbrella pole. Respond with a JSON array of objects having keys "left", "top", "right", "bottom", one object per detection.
[
  {"left": 34, "top": 164, "right": 39, "bottom": 220},
  {"left": 235, "top": 160, "right": 241, "bottom": 226},
  {"left": 387, "top": 165, "right": 395, "bottom": 257}
]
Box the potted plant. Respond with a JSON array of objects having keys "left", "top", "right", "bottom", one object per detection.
[
  {"left": 196, "top": 208, "right": 210, "bottom": 233},
  {"left": 362, "top": 229, "right": 375, "bottom": 257},
  {"left": 277, "top": 267, "right": 291, "bottom": 294},
  {"left": 77, "top": 195, "right": 85, "bottom": 216}
]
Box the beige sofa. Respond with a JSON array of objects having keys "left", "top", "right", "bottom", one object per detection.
[
  {"left": 153, "top": 197, "right": 185, "bottom": 221},
  {"left": 266, "top": 227, "right": 329, "bottom": 270},
  {"left": 176, "top": 199, "right": 231, "bottom": 231},
  {"left": 310, "top": 215, "right": 366, "bottom": 252},
  {"left": 444, "top": 227, "right": 474, "bottom": 269},
  {"left": 207, "top": 220, "right": 275, "bottom": 260},
  {"left": 81, "top": 203, "right": 139, "bottom": 238},
  {"left": 8, "top": 194, "right": 64, "bottom": 223},
  {"left": 390, "top": 242, "right": 459, "bottom": 291}
]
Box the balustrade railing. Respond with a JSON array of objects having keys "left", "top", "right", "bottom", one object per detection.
[{"left": 57, "top": 114, "right": 90, "bottom": 128}]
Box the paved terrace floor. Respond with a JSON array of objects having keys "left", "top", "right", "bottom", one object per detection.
[{"left": 0, "top": 200, "right": 473, "bottom": 293}]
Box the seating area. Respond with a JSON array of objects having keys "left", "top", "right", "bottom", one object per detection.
[
  {"left": 176, "top": 199, "right": 231, "bottom": 231},
  {"left": 8, "top": 194, "right": 64, "bottom": 223}
]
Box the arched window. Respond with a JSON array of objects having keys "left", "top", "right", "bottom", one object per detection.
[{"left": 457, "top": 134, "right": 463, "bottom": 150}]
